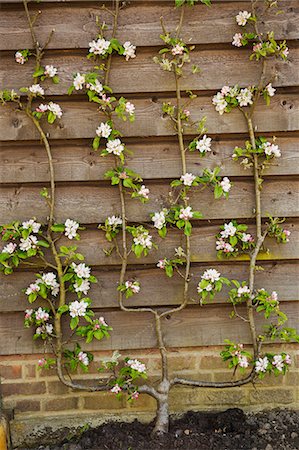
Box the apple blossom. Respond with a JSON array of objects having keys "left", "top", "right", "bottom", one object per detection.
[
  {"left": 157, "top": 259, "right": 167, "bottom": 269},
  {"left": 36, "top": 104, "right": 48, "bottom": 113},
  {"left": 69, "top": 300, "right": 89, "bottom": 318},
  {"left": 131, "top": 391, "right": 139, "bottom": 400},
  {"left": 99, "top": 316, "right": 108, "bottom": 327},
  {"left": 133, "top": 230, "right": 152, "bottom": 249},
  {"left": 125, "top": 102, "right": 135, "bottom": 115},
  {"left": 152, "top": 211, "right": 166, "bottom": 229},
  {"left": 44, "top": 65, "right": 58, "bottom": 78},
  {"left": 38, "top": 358, "right": 47, "bottom": 367},
  {"left": 212, "top": 92, "right": 227, "bottom": 115},
  {"left": 73, "top": 73, "right": 85, "bottom": 90},
  {"left": 241, "top": 233, "right": 253, "bottom": 243},
  {"left": 282, "top": 47, "right": 289, "bottom": 58},
  {"left": 266, "top": 83, "right": 276, "bottom": 97},
  {"left": 232, "top": 33, "right": 243, "bottom": 47},
  {"left": 255, "top": 356, "right": 269, "bottom": 373},
  {"left": 196, "top": 135, "right": 212, "bottom": 153},
  {"left": 106, "top": 139, "right": 124, "bottom": 156},
  {"left": 125, "top": 280, "right": 140, "bottom": 294},
  {"left": 72, "top": 263, "right": 91, "bottom": 279},
  {"left": 111, "top": 384, "right": 122, "bottom": 394},
  {"left": 25, "top": 309, "right": 34, "bottom": 319},
  {"left": 1, "top": 242, "right": 17, "bottom": 254},
  {"left": 25, "top": 282, "right": 41, "bottom": 296},
  {"left": 89, "top": 38, "right": 110, "bottom": 56},
  {"left": 138, "top": 185, "right": 150, "bottom": 199},
  {"left": 179, "top": 206, "right": 193, "bottom": 220},
  {"left": 220, "top": 177, "right": 232, "bottom": 193},
  {"left": 48, "top": 102, "right": 63, "bottom": 119},
  {"left": 270, "top": 291, "right": 278, "bottom": 301},
  {"left": 272, "top": 354, "right": 284, "bottom": 371},
  {"left": 216, "top": 239, "right": 234, "bottom": 253},
  {"left": 15, "top": 51, "right": 26, "bottom": 64},
  {"left": 107, "top": 216, "right": 122, "bottom": 227},
  {"left": 220, "top": 222, "right": 237, "bottom": 238},
  {"left": 237, "top": 88, "right": 253, "bottom": 107},
  {"left": 201, "top": 269, "right": 221, "bottom": 283},
  {"left": 123, "top": 41, "right": 136, "bottom": 61},
  {"left": 253, "top": 43, "right": 262, "bottom": 52},
  {"left": 78, "top": 351, "right": 89, "bottom": 366},
  {"left": 172, "top": 44, "right": 184, "bottom": 56},
  {"left": 22, "top": 219, "right": 41, "bottom": 233},
  {"left": 127, "top": 359, "right": 146, "bottom": 373},
  {"left": 96, "top": 122, "right": 112, "bottom": 138},
  {"left": 180, "top": 173, "right": 196, "bottom": 186},
  {"left": 237, "top": 285, "right": 250, "bottom": 297},
  {"left": 88, "top": 79, "right": 103, "bottom": 94},
  {"left": 283, "top": 229, "right": 291, "bottom": 242},
  {"left": 236, "top": 11, "right": 251, "bottom": 26},
  {"left": 19, "top": 235, "right": 38, "bottom": 251},
  {"left": 238, "top": 355, "right": 249, "bottom": 368},
  {"left": 285, "top": 354, "right": 292, "bottom": 365},
  {"left": 29, "top": 84, "right": 44, "bottom": 96},
  {"left": 262, "top": 141, "right": 281, "bottom": 158},
  {"left": 221, "top": 86, "right": 230, "bottom": 96},
  {"left": 64, "top": 219, "right": 79, "bottom": 239},
  {"left": 35, "top": 307, "right": 50, "bottom": 322},
  {"left": 74, "top": 279, "right": 91, "bottom": 295}
]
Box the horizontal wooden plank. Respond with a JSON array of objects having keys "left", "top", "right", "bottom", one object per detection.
[
  {"left": 0, "top": 179, "right": 298, "bottom": 224},
  {"left": 0, "top": 301, "right": 298, "bottom": 355},
  {"left": 1, "top": 94, "right": 299, "bottom": 141},
  {"left": 2, "top": 47, "right": 299, "bottom": 95},
  {"left": 0, "top": 137, "right": 298, "bottom": 183},
  {"left": 1, "top": 262, "right": 298, "bottom": 312},
  {"left": 0, "top": 1, "right": 297, "bottom": 50}
]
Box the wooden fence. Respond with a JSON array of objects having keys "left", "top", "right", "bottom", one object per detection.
[{"left": 0, "top": 0, "right": 298, "bottom": 357}]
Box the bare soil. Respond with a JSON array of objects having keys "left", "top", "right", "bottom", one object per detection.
[{"left": 19, "top": 408, "right": 299, "bottom": 450}]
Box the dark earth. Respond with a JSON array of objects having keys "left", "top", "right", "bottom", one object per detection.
[{"left": 19, "top": 409, "right": 299, "bottom": 450}]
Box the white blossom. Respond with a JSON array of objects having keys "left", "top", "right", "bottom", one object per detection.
[
  {"left": 171, "top": 44, "right": 184, "bottom": 56},
  {"left": 106, "top": 139, "right": 124, "bottom": 156},
  {"left": 73, "top": 73, "right": 85, "bottom": 90},
  {"left": 88, "top": 79, "right": 103, "bottom": 94},
  {"left": 241, "top": 233, "right": 253, "bottom": 243},
  {"left": 123, "top": 41, "right": 136, "bottom": 61},
  {"left": 196, "top": 135, "right": 212, "bottom": 153},
  {"left": 180, "top": 173, "right": 196, "bottom": 186},
  {"left": 125, "top": 102, "right": 135, "bottom": 115},
  {"left": 133, "top": 231, "right": 152, "bottom": 249},
  {"left": 157, "top": 259, "right": 167, "bottom": 269},
  {"left": 69, "top": 300, "right": 89, "bottom": 318},
  {"left": 72, "top": 262, "right": 91, "bottom": 279},
  {"left": 29, "top": 84, "right": 44, "bottom": 96},
  {"left": 64, "top": 219, "right": 79, "bottom": 240},
  {"left": 262, "top": 142, "right": 281, "bottom": 158},
  {"left": 282, "top": 47, "right": 289, "bottom": 58},
  {"left": 22, "top": 219, "right": 41, "bottom": 233},
  {"left": 78, "top": 351, "right": 89, "bottom": 366},
  {"left": 255, "top": 356, "right": 269, "bottom": 373},
  {"left": 220, "top": 222, "right": 236, "bottom": 238},
  {"left": 220, "top": 177, "right": 231, "bottom": 193},
  {"left": 45, "top": 323, "right": 53, "bottom": 334},
  {"left": 285, "top": 354, "right": 292, "bottom": 365},
  {"left": 127, "top": 359, "right": 146, "bottom": 373},
  {"left": 206, "top": 284, "right": 213, "bottom": 291},
  {"left": 236, "top": 10, "right": 251, "bottom": 26},
  {"left": 89, "top": 38, "right": 110, "bottom": 56},
  {"left": 19, "top": 235, "right": 38, "bottom": 251},
  {"left": 221, "top": 86, "right": 230, "bottom": 96},
  {"left": 272, "top": 354, "right": 284, "bottom": 372},
  {"left": 99, "top": 316, "right": 108, "bottom": 327},
  {"left": 15, "top": 51, "right": 26, "bottom": 64},
  {"left": 138, "top": 185, "right": 150, "bottom": 199},
  {"left": 107, "top": 216, "right": 122, "bottom": 227},
  {"left": 36, "top": 104, "right": 48, "bottom": 113},
  {"left": 237, "top": 88, "right": 253, "bottom": 107},
  {"left": 238, "top": 355, "right": 249, "bottom": 368},
  {"left": 237, "top": 285, "right": 250, "bottom": 297},
  {"left": 35, "top": 307, "right": 50, "bottom": 322},
  {"left": 74, "top": 279, "right": 90, "bottom": 295},
  {"left": 25, "top": 282, "right": 41, "bottom": 296},
  {"left": 152, "top": 211, "right": 166, "bottom": 229},
  {"left": 125, "top": 280, "right": 140, "bottom": 294},
  {"left": 179, "top": 206, "right": 193, "bottom": 220},
  {"left": 216, "top": 239, "right": 234, "bottom": 253},
  {"left": 44, "top": 65, "right": 58, "bottom": 78},
  {"left": 25, "top": 309, "right": 34, "bottom": 319},
  {"left": 232, "top": 33, "right": 243, "bottom": 47},
  {"left": 96, "top": 122, "right": 112, "bottom": 138},
  {"left": 111, "top": 384, "right": 122, "bottom": 394},
  {"left": 41, "top": 272, "right": 60, "bottom": 296},
  {"left": 48, "top": 102, "right": 63, "bottom": 119},
  {"left": 266, "top": 83, "right": 276, "bottom": 97},
  {"left": 2, "top": 242, "right": 17, "bottom": 254},
  {"left": 212, "top": 92, "right": 227, "bottom": 115},
  {"left": 202, "top": 269, "right": 221, "bottom": 283}
]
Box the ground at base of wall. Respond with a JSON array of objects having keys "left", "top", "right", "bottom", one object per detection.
[{"left": 17, "top": 408, "right": 299, "bottom": 450}]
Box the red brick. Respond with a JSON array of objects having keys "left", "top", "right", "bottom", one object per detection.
[
  {"left": 0, "top": 365, "right": 22, "bottom": 380},
  {"left": 14, "top": 399, "right": 41, "bottom": 413},
  {"left": 83, "top": 393, "right": 124, "bottom": 410},
  {"left": 44, "top": 397, "right": 78, "bottom": 411},
  {"left": 46, "top": 381, "right": 71, "bottom": 395},
  {"left": 199, "top": 356, "right": 227, "bottom": 370},
  {"left": 1, "top": 381, "right": 46, "bottom": 397}
]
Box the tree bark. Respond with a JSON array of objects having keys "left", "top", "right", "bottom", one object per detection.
[{"left": 152, "top": 395, "right": 169, "bottom": 435}]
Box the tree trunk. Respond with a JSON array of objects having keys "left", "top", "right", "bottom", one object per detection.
[{"left": 152, "top": 396, "right": 169, "bottom": 435}]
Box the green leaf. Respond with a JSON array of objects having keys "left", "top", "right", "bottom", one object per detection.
[
  {"left": 165, "top": 265, "right": 173, "bottom": 277},
  {"left": 62, "top": 273, "right": 74, "bottom": 282},
  {"left": 68, "top": 85, "right": 75, "bottom": 95},
  {"left": 47, "top": 111, "right": 56, "bottom": 124},
  {"left": 37, "top": 240, "right": 50, "bottom": 248},
  {"left": 184, "top": 221, "right": 192, "bottom": 236},
  {"left": 214, "top": 185, "right": 223, "bottom": 199},
  {"left": 51, "top": 224, "right": 65, "bottom": 233},
  {"left": 58, "top": 304, "right": 69, "bottom": 314},
  {"left": 52, "top": 75, "right": 60, "bottom": 84},
  {"left": 70, "top": 316, "right": 79, "bottom": 330},
  {"left": 93, "top": 136, "right": 100, "bottom": 150},
  {"left": 33, "top": 67, "right": 44, "bottom": 78}
]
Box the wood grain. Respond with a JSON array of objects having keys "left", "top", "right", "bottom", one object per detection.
[
  {"left": 1, "top": 94, "right": 299, "bottom": 141},
  {"left": 0, "top": 301, "right": 298, "bottom": 355},
  {"left": 0, "top": 1, "right": 298, "bottom": 50},
  {"left": 0, "top": 262, "right": 298, "bottom": 312}
]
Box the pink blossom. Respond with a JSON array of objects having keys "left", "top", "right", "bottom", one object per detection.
[
  {"left": 131, "top": 391, "right": 139, "bottom": 400},
  {"left": 38, "top": 358, "right": 47, "bottom": 367},
  {"left": 253, "top": 43, "right": 262, "bottom": 52},
  {"left": 111, "top": 384, "right": 122, "bottom": 394}
]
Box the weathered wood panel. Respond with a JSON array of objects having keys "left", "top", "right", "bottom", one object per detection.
[
  {"left": 2, "top": 47, "right": 299, "bottom": 95},
  {"left": 0, "top": 301, "right": 298, "bottom": 355},
  {"left": 1, "top": 262, "right": 298, "bottom": 312},
  {"left": 0, "top": 137, "right": 298, "bottom": 183},
  {"left": 1, "top": 94, "right": 299, "bottom": 141},
  {"left": 0, "top": 1, "right": 298, "bottom": 50},
  {"left": 0, "top": 179, "right": 298, "bottom": 224}
]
